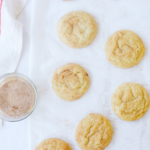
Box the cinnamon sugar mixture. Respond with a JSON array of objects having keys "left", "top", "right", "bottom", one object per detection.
[{"left": 0, "top": 79, "right": 35, "bottom": 117}]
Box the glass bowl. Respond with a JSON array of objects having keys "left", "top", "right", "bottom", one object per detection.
[{"left": 0, "top": 73, "right": 37, "bottom": 122}]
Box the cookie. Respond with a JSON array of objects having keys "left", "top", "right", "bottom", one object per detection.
[
  {"left": 104, "top": 30, "right": 145, "bottom": 68},
  {"left": 35, "top": 138, "right": 72, "bottom": 150},
  {"left": 52, "top": 63, "right": 90, "bottom": 101},
  {"left": 57, "top": 11, "right": 97, "bottom": 48},
  {"left": 111, "top": 83, "right": 150, "bottom": 121},
  {"left": 75, "top": 113, "right": 113, "bottom": 150}
]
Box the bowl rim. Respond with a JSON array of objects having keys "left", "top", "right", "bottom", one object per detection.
[{"left": 0, "top": 73, "right": 37, "bottom": 122}]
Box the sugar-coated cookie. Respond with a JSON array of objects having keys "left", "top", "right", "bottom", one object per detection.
[
  {"left": 57, "top": 11, "right": 97, "bottom": 48},
  {"left": 75, "top": 113, "right": 113, "bottom": 150},
  {"left": 111, "top": 83, "right": 150, "bottom": 121},
  {"left": 52, "top": 63, "right": 89, "bottom": 101},
  {"left": 35, "top": 138, "right": 72, "bottom": 150},
  {"left": 105, "top": 30, "right": 145, "bottom": 68}
]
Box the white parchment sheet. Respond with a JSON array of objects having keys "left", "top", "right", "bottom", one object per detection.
[{"left": 29, "top": 0, "right": 150, "bottom": 150}]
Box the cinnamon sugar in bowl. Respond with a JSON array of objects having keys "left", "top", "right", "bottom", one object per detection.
[{"left": 0, "top": 73, "right": 37, "bottom": 122}]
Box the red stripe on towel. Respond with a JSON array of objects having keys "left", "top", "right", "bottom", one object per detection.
[{"left": 0, "top": 0, "right": 3, "bottom": 35}]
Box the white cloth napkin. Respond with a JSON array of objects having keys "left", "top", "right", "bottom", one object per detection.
[
  {"left": 29, "top": 0, "right": 150, "bottom": 150},
  {"left": 0, "top": 0, "right": 27, "bottom": 74}
]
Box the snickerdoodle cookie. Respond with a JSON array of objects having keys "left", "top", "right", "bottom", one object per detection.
[
  {"left": 105, "top": 30, "right": 145, "bottom": 68},
  {"left": 35, "top": 138, "right": 72, "bottom": 150},
  {"left": 52, "top": 63, "right": 89, "bottom": 101},
  {"left": 111, "top": 83, "right": 150, "bottom": 121},
  {"left": 75, "top": 113, "right": 113, "bottom": 150},
  {"left": 57, "top": 11, "right": 97, "bottom": 48}
]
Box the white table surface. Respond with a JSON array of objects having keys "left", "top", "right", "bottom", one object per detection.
[
  {"left": 0, "top": 1, "right": 32, "bottom": 149},
  {"left": 1, "top": 1, "right": 150, "bottom": 150}
]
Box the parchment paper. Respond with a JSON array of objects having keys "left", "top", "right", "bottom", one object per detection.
[{"left": 29, "top": 0, "right": 150, "bottom": 150}]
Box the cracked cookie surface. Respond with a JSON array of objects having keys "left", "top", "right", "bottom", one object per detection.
[
  {"left": 52, "top": 63, "right": 89, "bottom": 101},
  {"left": 35, "top": 138, "right": 72, "bottom": 150},
  {"left": 57, "top": 11, "right": 97, "bottom": 48},
  {"left": 75, "top": 114, "right": 113, "bottom": 150},
  {"left": 104, "top": 30, "right": 145, "bottom": 68},
  {"left": 111, "top": 83, "right": 150, "bottom": 121}
]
